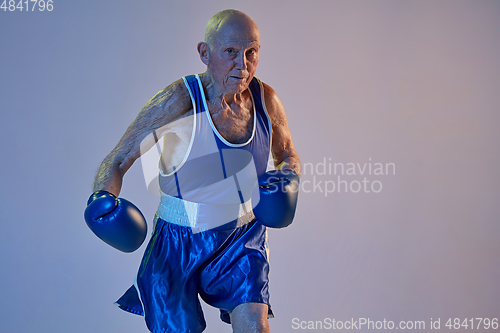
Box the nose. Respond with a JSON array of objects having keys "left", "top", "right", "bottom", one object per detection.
[{"left": 234, "top": 52, "right": 247, "bottom": 70}]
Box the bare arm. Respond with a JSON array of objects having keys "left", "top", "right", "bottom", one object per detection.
[
  {"left": 92, "top": 79, "right": 191, "bottom": 196},
  {"left": 262, "top": 82, "right": 301, "bottom": 176}
]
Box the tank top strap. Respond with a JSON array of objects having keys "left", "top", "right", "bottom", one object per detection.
[
  {"left": 182, "top": 75, "right": 206, "bottom": 114},
  {"left": 248, "top": 77, "right": 272, "bottom": 136}
]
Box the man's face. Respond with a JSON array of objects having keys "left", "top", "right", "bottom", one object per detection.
[{"left": 207, "top": 19, "right": 260, "bottom": 95}]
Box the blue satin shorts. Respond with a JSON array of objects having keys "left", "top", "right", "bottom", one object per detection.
[{"left": 115, "top": 217, "right": 273, "bottom": 333}]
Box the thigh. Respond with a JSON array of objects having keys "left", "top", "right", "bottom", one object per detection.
[
  {"left": 135, "top": 219, "right": 208, "bottom": 332},
  {"left": 198, "top": 221, "right": 272, "bottom": 317},
  {"left": 230, "top": 303, "right": 270, "bottom": 333}
]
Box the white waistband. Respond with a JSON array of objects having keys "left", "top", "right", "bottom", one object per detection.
[{"left": 155, "top": 195, "right": 255, "bottom": 233}]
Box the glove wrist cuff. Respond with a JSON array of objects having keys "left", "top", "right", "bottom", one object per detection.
[{"left": 87, "top": 190, "right": 116, "bottom": 205}]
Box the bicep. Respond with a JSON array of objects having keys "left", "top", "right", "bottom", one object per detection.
[
  {"left": 110, "top": 80, "right": 191, "bottom": 173},
  {"left": 262, "top": 83, "right": 299, "bottom": 167}
]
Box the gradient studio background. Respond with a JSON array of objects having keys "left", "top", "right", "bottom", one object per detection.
[{"left": 1, "top": 1, "right": 499, "bottom": 332}]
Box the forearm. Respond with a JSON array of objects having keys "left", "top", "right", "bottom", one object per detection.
[
  {"left": 276, "top": 153, "right": 301, "bottom": 176},
  {"left": 92, "top": 154, "right": 125, "bottom": 197}
]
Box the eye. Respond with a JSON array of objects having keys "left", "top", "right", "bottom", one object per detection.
[{"left": 226, "top": 48, "right": 236, "bottom": 54}]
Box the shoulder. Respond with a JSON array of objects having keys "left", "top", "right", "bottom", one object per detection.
[
  {"left": 144, "top": 78, "right": 191, "bottom": 115},
  {"left": 134, "top": 78, "right": 194, "bottom": 130},
  {"left": 258, "top": 81, "right": 286, "bottom": 126},
  {"left": 259, "top": 81, "right": 280, "bottom": 107}
]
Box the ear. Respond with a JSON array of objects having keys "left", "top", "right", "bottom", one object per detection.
[{"left": 197, "top": 42, "right": 209, "bottom": 66}]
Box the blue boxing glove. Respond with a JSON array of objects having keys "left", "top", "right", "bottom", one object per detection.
[
  {"left": 84, "top": 190, "right": 147, "bottom": 253},
  {"left": 253, "top": 169, "right": 300, "bottom": 228}
]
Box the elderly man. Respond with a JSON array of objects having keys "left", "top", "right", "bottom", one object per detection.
[{"left": 86, "top": 9, "right": 300, "bottom": 333}]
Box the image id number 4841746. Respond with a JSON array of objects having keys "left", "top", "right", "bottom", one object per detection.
[{"left": 1, "top": 0, "right": 54, "bottom": 11}]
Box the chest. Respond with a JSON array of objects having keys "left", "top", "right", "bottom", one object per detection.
[{"left": 208, "top": 104, "right": 254, "bottom": 144}]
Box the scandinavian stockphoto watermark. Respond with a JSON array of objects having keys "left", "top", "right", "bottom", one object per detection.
[
  {"left": 300, "top": 157, "right": 396, "bottom": 196},
  {"left": 291, "top": 317, "right": 499, "bottom": 330},
  {"left": 138, "top": 113, "right": 395, "bottom": 204}
]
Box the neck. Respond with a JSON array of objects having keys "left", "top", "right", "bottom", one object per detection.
[{"left": 200, "top": 71, "right": 247, "bottom": 108}]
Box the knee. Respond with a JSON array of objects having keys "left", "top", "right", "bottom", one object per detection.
[
  {"left": 233, "top": 318, "right": 269, "bottom": 333},
  {"left": 230, "top": 303, "right": 270, "bottom": 333},
  {"left": 246, "top": 321, "right": 269, "bottom": 333}
]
